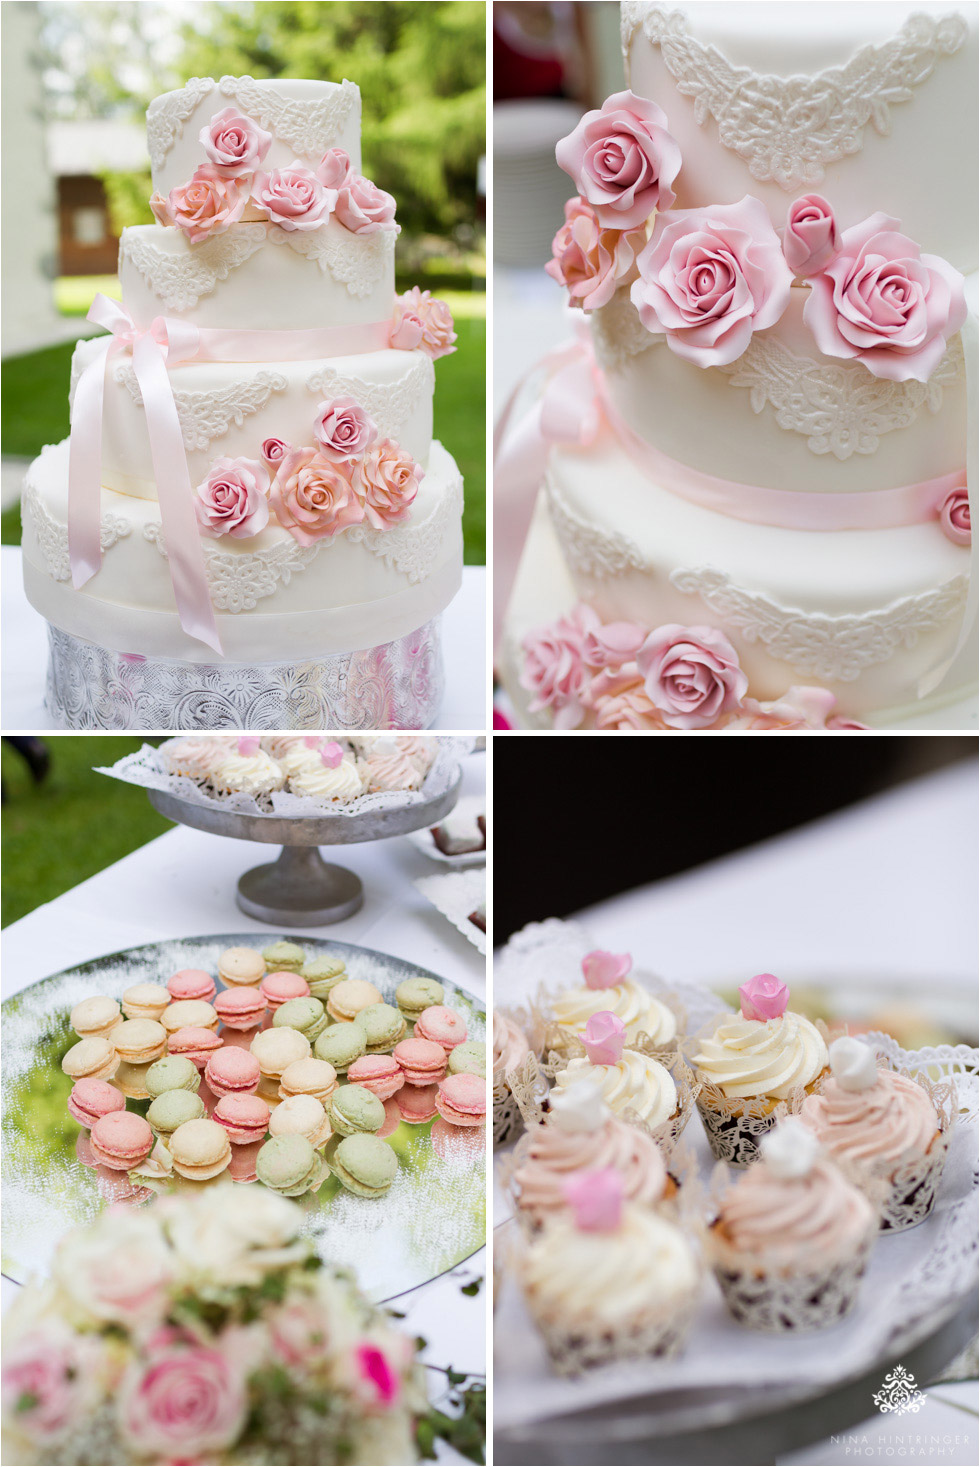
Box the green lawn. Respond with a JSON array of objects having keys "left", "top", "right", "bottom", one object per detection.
[{"left": 2, "top": 736, "right": 172, "bottom": 927}]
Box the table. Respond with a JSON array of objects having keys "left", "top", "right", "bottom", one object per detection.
[
  {"left": 1, "top": 747, "right": 487, "bottom": 1461},
  {"left": 0, "top": 546, "right": 487, "bottom": 731}
]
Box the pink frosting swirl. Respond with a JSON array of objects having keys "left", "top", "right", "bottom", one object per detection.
[
  {"left": 199, "top": 106, "right": 271, "bottom": 178},
  {"left": 493, "top": 1013, "right": 530, "bottom": 1080},
  {"left": 718, "top": 1155, "right": 875, "bottom": 1270},
  {"left": 514, "top": 1117, "right": 667, "bottom": 1226},
  {"left": 800, "top": 1068, "right": 939, "bottom": 1170},
  {"left": 938, "top": 480, "right": 971, "bottom": 547},
  {"left": 555, "top": 90, "right": 681, "bottom": 231},
  {"left": 545, "top": 197, "right": 647, "bottom": 311}
]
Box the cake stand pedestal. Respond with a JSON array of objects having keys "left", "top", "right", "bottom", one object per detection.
[{"left": 147, "top": 775, "right": 461, "bottom": 925}]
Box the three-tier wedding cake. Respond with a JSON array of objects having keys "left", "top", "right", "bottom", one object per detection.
[
  {"left": 498, "top": 2, "right": 977, "bottom": 730},
  {"left": 23, "top": 76, "right": 463, "bottom": 729}
]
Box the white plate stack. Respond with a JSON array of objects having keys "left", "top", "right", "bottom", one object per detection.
[{"left": 493, "top": 99, "right": 583, "bottom": 267}]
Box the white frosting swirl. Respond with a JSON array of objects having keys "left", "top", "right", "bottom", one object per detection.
[
  {"left": 693, "top": 1012, "right": 828, "bottom": 1099},
  {"left": 288, "top": 756, "right": 364, "bottom": 803},
  {"left": 552, "top": 978, "right": 677, "bottom": 1047},
  {"left": 553, "top": 1051, "right": 677, "bottom": 1129},
  {"left": 161, "top": 737, "right": 222, "bottom": 780},
  {"left": 210, "top": 748, "right": 285, "bottom": 796}
]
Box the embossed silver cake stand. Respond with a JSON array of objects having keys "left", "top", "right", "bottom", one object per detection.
[{"left": 148, "top": 773, "right": 461, "bottom": 925}]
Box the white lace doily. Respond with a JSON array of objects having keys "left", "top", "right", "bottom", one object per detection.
[{"left": 414, "top": 868, "right": 486, "bottom": 955}]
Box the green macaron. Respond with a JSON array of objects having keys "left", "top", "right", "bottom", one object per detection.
[
  {"left": 301, "top": 955, "right": 347, "bottom": 1000},
  {"left": 327, "top": 1083, "right": 385, "bottom": 1137},
  {"left": 354, "top": 1002, "right": 407, "bottom": 1053},
  {"left": 396, "top": 977, "right": 445, "bottom": 1022},
  {"left": 146, "top": 1089, "right": 206, "bottom": 1134},
  {"left": 331, "top": 1133, "right": 398, "bottom": 1198},
  {"left": 144, "top": 1054, "right": 201, "bottom": 1100},
  {"left": 273, "top": 996, "right": 329, "bottom": 1043},
  {"left": 262, "top": 941, "right": 306, "bottom": 974},
  {"left": 314, "top": 1022, "right": 366, "bottom": 1073},
  {"left": 448, "top": 1040, "right": 487, "bottom": 1079},
  {"left": 256, "top": 1134, "right": 323, "bottom": 1197}
]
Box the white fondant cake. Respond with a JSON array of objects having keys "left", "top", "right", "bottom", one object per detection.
[{"left": 499, "top": 2, "right": 977, "bottom": 730}]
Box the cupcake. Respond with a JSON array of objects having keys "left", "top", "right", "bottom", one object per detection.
[
  {"left": 690, "top": 974, "right": 829, "bottom": 1166},
  {"left": 288, "top": 741, "right": 364, "bottom": 802},
  {"left": 550, "top": 950, "right": 679, "bottom": 1050},
  {"left": 362, "top": 749, "right": 423, "bottom": 793},
  {"left": 210, "top": 738, "right": 285, "bottom": 797},
  {"left": 492, "top": 1011, "right": 535, "bottom": 1147},
  {"left": 160, "top": 737, "right": 222, "bottom": 781},
  {"left": 520, "top": 1169, "right": 700, "bottom": 1374},
  {"left": 800, "top": 1036, "right": 951, "bottom": 1232},
  {"left": 709, "top": 1119, "right": 877, "bottom": 1332},
  {"left": 551, "top": 1013, "right": 681, "bottom": 1142}
]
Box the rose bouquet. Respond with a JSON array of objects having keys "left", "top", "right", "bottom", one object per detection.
[{"left": 2, "top": 1189, "right": 428, "bottom": 1465}]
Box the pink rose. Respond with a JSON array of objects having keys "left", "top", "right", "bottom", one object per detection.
[
  {"left": 637, "top": 624, "right": 748, "bottom": 729},
  {"left": 521, "top": 608, "right": 593, "bottom": 729},
  {"left": 563, "top": 1168, "right": 624, "bottom": 1232},
  {"left": 313, "top": 397, "right": 378, "bottom": 462},
  {"left": 168, "top": 166, "right": 249, "bottom": 243},
  {"left": 335, "top": 174, "right": 398, "bottom": 234},
  {"left": 577, "top": 607, "right": 645, "bottom": 668},
  {"left": 591, "top": 663, "right": 667, "bottom": 729},
  {"left": 355, "top": 1344, "right": 401, "bottom": 1410},
  {"left": 149, "top": 190, "right": 174, "bottom": 227},
  {"left": 782, "top": 194, "right": 840, "bottom": 276},
  {"left": 582, "top": 1011, "right": 626, "bottom": 1067},
  {"left": 392, "top": 287, "right": 456, "bottom": 359},
  {"left": 251, "top": 167, "right": 333, "bottom": 231},
  {"left": 119, "top": 1332, "right": 247, "bottom": 1461},
  {"left": 632, "top": 196, "right": 793, "bottom": 367},
  {"left": 261, "top": 436, "right": 290, "bottom": 465},
  {"left": 803, "top": 212, "right": 967, "bottom": 382},
  {"left": 315, "top": 147, "right": 352, "bottom": 190},
  {"left": 729, "top": 685, "right": 839, "bottom": 730},
  {"left": 938, "top": 480, "right": 971, "bottom": 546},
  {"left": 270, "top": 447, "right": 364, "bottom": 544},
  {"left": 199, "top": 106, "right": 271, "bottom": 177},
  {"left": 320, "top": 741, "right": 344, "bottom": 768},
  {"left": 739, "top": 973, "right": 789, "bottom": 1022},
  {"left": 195, "top": 456, "right": 270, "bottom": 539},
  {"left": 545, "top": 196, "right": 647, "bottom": 311},
  {"left": 2, "top": 1329, "right": 96, "bottom": 1443},
  {"left": 582, "top": 950, "right": 632, "bottom": 989},
  {"left": 556, "top": 89, "right": 681, "bottom": 231},
  {"left": 355, "top": 439, "right": 422, "bottom": 530}
]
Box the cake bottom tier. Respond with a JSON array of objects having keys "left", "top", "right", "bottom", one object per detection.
[{"left": 500, "top": 433, "right": 976, "bottom": 728}]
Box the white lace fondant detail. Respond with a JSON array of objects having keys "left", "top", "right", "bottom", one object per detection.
[
  {"left": 668, "top": 566, "right": 969, "bottom": 682},
  {"left": 264, "top": 224, "right": 394, "bottom": 299},
  {"left": 305, "top": 356, "right": 434, "bottom": 440},
  {"left": 346, "top": 472, "right": 463, "bottom": 585},
  {"left": 623, "top": 6, "right": 968, "bottom": 191},
  {"left": 22, "top": 474, "right": 130, "bottom": 583},
  {"left": 217, "top": 76, "right": 360, "bottom": 161},
  {"left": 591, "top": 289, "right": 657, "bottom": 374},
  {"left": 546, "top": 475, "right": 647, "bottom": 579},
  {"left": 121, "top": 225, "right": 268, "bottom": 311},
  {"left": 113, "top": 365, "right": 289, "bottom": 451},
  {"left": 145, "top": 77, "right": 214, "bottom": 172},
  {"left": 142, "top": 523, "right": 320, "bottom": 613},
  {"left": 717, "top": 335, "right": 964, "bottom": 460}
]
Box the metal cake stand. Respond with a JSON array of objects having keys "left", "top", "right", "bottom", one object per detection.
[{"left": 148, "top": 772, "right": 461, "bottom": 926}]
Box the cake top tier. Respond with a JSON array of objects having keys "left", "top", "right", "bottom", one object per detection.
[{"left": 147, "top": 76, "right": 362, "bottom": 196}]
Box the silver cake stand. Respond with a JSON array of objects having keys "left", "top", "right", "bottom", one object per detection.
[{"left": 148, "top": 774, "right": 461, "bottom": 925}]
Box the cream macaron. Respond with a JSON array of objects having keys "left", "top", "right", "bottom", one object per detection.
[{"left": 218, "top": 947, "right": 266, "bottom": 988}]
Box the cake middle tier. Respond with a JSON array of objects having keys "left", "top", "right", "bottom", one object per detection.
[{"left": 70, "top": 341, "right": 434, "bottom": 500}]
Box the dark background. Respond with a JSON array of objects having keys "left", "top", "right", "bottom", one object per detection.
[{"left": 492, "top": 736, "right": 976, "bottom": 944}]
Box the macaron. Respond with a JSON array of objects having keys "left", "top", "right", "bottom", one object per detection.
[
  {"left": 396, "top": 1083, "right": 439, "bottom": 1124},
  {"left": 347, "top": 1055, "right": 405, "bottom": 1102},
  {"left": 326, "top": 978, "right": 384, "bottom": 1024},
  {"left": 260, "top": 971, "right": 311, "bottom": 1012},
  {"left": 435, "top": 1073, "right": 486, "bottom": 1128},
  {"left": 268, "top": 1094, "right": 332, "bottom": 1148},
  {"left": 168, "top": 1026, "right": 223, "bottom": 1069},
  {"left": 62, "top": 1036, "right": 119, "bottom": 1082},
  {"left": 112, "top": 1018, "right": 168, "bottom": 1065},
  {"left": 273, "top": 996, "right": 329, "bottom": 1043},
  {"left": 228, "top": 1139, "right": 263, "bottom": 1184},
  {"left": 169, "top": 1117, "right": 232, "bottom": 1180},
  {"left": 204, "top": 1046, "right": 262, "bottom": 1098},
  {"left": 261, "top": 941, "right": 306, "bottom": 974},
  {"left": 114, "top": 1061, "right": 154, "bottom": 1100},
  {"left": 218, "top": 946, "right": 266, "bottom": 988},
  {"left": 355, "top": 1003, "right": 407, "bottom": 1053},
  {"left": 251, "top": 1026, "right": 311, "bottom": 1080},
  {"left": 301, "top": 954, "right": 347, "bottom": 1000},
  {"left": 146, "top": 1089, "right": 206, "bottom": 1135},
  {"left": 314, "top": 1022, "right": 366, "bottom": 1074},
  {"left": 414, "top": 1005, "right": 468, "bottom": 1054},
  {"left": 448, "top": 1040, "right": 487, "bottom": 1079},
  {"left": 167, "top": 968, "right": 216, "bottom": 1003},
  {"left": 331, "top": 1134, "right": 398, "bottom": 1198},
  {"left": 327, "top": 1083, "right": 385, "bottom": 1137},
  {"left": 144, "top": 1054, "right": 201, "bottom": 1100},
  {"left": 67, "top": 1077, "right": 125, "bottom": 1128},
  {"left": 278, "top": 1057, "right": 338, "bottom": 1105},
  {"left": 392, "top": 1037, "right": 447, "bottom": 1087},
  {"left": 89, "top": 1110, "right": 154, "bottom": 1171},
  {"left": 215, "top": 987, "right": 268, "bottom": 1032},
  {"left": 121, "top": 983, "right": 170, "bottom": 1022},
  {"left": 256, "top": 1134, "right": 324, "bottom": 1196},
  {"left": 395, "top": 976, "right": 445, "bottom": 1023},
  {"left": 69, "top": 996, "right": 121, "bottom": 1041},
  {"left": 213, "top": 1093, "right": 271, "bottom": 1146},
  {"left": 161, "top": 1000, "right": 218, "bottom": 1035}
]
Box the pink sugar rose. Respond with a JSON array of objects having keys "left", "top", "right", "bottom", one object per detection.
[
  {"left": 335, "top": 173, "right": 398, "bottom": 234},
  {"left": 195, "top": 456, "right": 270, "bottom": 539},
  {"left": 582, "top": 950, "right": 632, "bottom": 989},
  {"left": 313, "top": 396, "right": 378, "bottom": 462},
  {"left": 545, "top": 196, "right": 647, "bottom": 311},
  {"left": 355, "top": 1343, "right": 401, "bottom": 1410},
  {"left": 938, "top": 480, "right": 971, "bottom": 546},
  {"left": 521, "top": 608, "right": 594, "bottom": 729},
  {"left": 632, "top": 196, "right": 793, "bottom": 367},
  {"left": 261, "top": 436, "right": 290, "bottom": 465},
  {"left": 149, "top": 190, "right": 174, "bottom": 227},
  {"left": 252, "top": 166, "right": 333, "bottom": 231},
  {"left": 168, "top": 166, "right": 250, "bottom": 243},
  {"left": 199, "top": 106, "right": 272, "bottom": 178},
  {"left": 2, "top": 1328, "right": 98, "bottom": 1443},
  {"left": 580, "top": 610, "right": 646, "bottom": 668},
  {"left": 591, "top": 663, "right": 668, "bottom": 729},
  {"left": 390, "top": 305, "right": 425, "bottom": 351},
  {"left": 119, "top": 1331, "right": 247, "bottom": 1461},
  {"left": 270, "top": 447, "right": 364, "bottom": 544},
  {"left": 739, "top": 973, "right": 790, "bottom": 1022},
  {"left": 392, "top": 286, "right": 457, "bottom": 359},
  {"left": 728, "top": 685, "right": 839, "bottom": 730},
  {"left": 355, "top": 439, "right": 422, "bottom": 530},
  {"left": 782, "top": 194, "right": 840, "bottom": 277},
  {"left": 803, "top": 212, "right": 967, "bottom": 382},
  {"left": 563, "top": 1167, "right": 624, "bottom": 1232},
  {"left": 556, "top": 89, "right": 681, "bottom": 231},
  {"left": 637, "top": 624, "right": 748, "bottom": 729},
  {"left": 316, "top": 147, "right": 353, "bottom": 190},
  {"left": 582, "top": 1011, "right": 626, "bottom": 1067}
]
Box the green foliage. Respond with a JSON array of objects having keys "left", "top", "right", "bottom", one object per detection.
[
  {"left": 100, "top": 169, "right": 155, "bottom": 234},
  {"left": 417, "top": 1368, "right": 486, "bottom": 1464},
  {"left": 1, "top": 340, "right": 74, "bottom": 458}
]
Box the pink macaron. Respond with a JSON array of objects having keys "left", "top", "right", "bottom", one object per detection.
[
  {"left": 348, "top": 1054, "right": 405, "bottom": 1101},
  {"left": 168, "top": 1026, "right": 223, "bottom": 1069},
  {"left": 167, "top": 968, "right": 217, "bottom": 1004},
  {"left": 396, "top": 1083, "right": 439, "bottom": 1124},
  {"left": 227, "top": 1139, "right": 264, "bottom": 1183},
  {"left": 89, "top": 1110, "right": 154, "bottom": 1170},
  {"left": 215, "top": 986, "right": 268, "bottom": 1032},
  {"left": 435, "top": 1073, "right": 486, "bottom": 1127},
  {"left": 212, "top": 1093, "right": 271, "bottom": 1146},
  {"left": 392, "top": 1037, "right": 448, "bottom": 1086},
  {"left": 204, "top": 1046, "right": 262, "bottom": 1098},
  {"left": 413, "top": 1005, "right": 468, "bottom": 1054},
  {"left": 260, "top": 971, "right": 311, "bottom": 1011},
  {"left": 67, "top": 1077, "right": 126, "bottom": 1129}
]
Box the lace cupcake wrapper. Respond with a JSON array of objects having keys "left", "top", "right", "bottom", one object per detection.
[{"left": 709, "top": 1221, "right": 878, "bottom": 1333}]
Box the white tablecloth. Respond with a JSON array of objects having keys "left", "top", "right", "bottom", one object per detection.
[
  {"left": 1, "top": 748, "right": 487, "bottom": 1458},
  {"left": 0, "top": 546, "right": 486, "bottom": 731}
]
